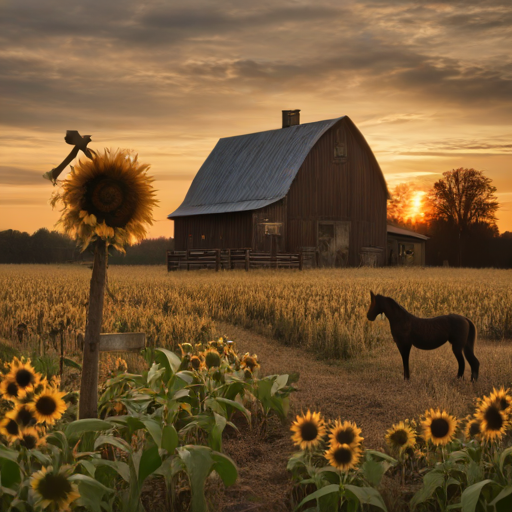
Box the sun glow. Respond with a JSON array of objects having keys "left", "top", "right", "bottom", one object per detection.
[{"left": 405, "top": 190, "right": 426, "bottom": 222}]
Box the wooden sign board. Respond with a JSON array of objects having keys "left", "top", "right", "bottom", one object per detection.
[{"left": 99, "top": 332, "right": 146, "bottom": 352}]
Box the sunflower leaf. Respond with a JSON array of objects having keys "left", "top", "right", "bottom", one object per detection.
[
  {"left": 137, "top": 444, "right": 162, "bottom": 488},
  {"left": 65, "top": 419, "right": 113, "bottom": 440},
  {"left": 211, "top": 451, "right": 238, "bottom": 487},
  {"left": 360, "top": 459, "right": 386, "bottom": 487},
  {"left": 344, "top": 485, "right": 387, "bottom": 511},
  {"left": 94, "top": 435, "right": 132, "bottom": 454},
  {"left": 295, "top": 483, "right": 339, "bottom": 511},
  {"left": 162, "top": 425, "right": 179, "bottom": 454},
  {"left": 499, "top": 447, "right": 512, "bottom": 474},
  {"left": 461, "top": 479, "right": 497, "bottom": 512},
  {"left": 410, "top": 471, "right": 445, "bottom": 509}
]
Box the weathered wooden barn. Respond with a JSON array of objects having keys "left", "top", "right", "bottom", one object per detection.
[
  {"left": 168, "top": 111, "right": 390, "bottom": 267},
  {"left": 387, "top": 225, "right": 429, "bottom": 266}
]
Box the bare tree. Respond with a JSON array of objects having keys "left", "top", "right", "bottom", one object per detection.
[{"left": 426, "top": 168, "right": 499, "bottom": 233}]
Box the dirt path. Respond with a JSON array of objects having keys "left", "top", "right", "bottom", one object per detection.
[{"left": 217, "top": 321, "right": 512, "bottom": 512}]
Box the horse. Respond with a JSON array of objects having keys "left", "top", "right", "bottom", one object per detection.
[{"left": 366, "top": 291, "right": 480, "bottom": 382}]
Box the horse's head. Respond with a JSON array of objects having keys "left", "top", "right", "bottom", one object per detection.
[{"left": 366, "top": 291, "right": 383, "bottom": 321}]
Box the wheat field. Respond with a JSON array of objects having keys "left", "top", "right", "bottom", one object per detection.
[{"left": 1, "top": 265, "right": 511, "bottom": 361}]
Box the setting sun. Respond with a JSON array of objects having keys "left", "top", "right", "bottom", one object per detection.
[{"left": 405, "top": 190, "right": 427, "bottom": 222}]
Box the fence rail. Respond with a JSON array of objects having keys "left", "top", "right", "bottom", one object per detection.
[{"left": 166, "top": 248, "right": 311, "bottom": 271}]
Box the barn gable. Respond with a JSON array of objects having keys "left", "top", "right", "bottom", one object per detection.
[{"left": 168, "top": 118, "right": 342, "bottom": 218}]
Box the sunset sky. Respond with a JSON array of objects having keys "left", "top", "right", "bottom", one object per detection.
[{"left": 1, "top": 0, "right": 511, "bottom": 238}]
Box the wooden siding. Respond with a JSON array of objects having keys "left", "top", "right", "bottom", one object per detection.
[
  {"left": 251, "top": 199, "right": 287, "bottom": 252},
  {"left": 286, "top": 118, "right": 387, "bottom": 265},
  {"left": 174, "top": 211, "right": 252, "bottom": 251}
]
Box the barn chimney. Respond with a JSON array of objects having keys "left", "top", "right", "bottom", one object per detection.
[{"left": 282, "top": 110, "right": 300, "bottom": 128}]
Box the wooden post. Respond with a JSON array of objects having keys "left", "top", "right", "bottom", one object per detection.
[
  {"left": 245, "top": 249, "right": 250, "bottom": 272},
  {"left": 228, "top": 249, "right": 232, "bottom": 270},
  {"left": 299, "top": 249, "right": 303, "bottom": 271},
  {"left": 215, "top": 249, "right": 220, "bottom": 272},
  {"left": 79, "top": 238, "right": 107, "bottom": 419},
  {"left": 187, "top": 250, "right": 190, "bottom": 271},
  {"left": 271, "top": 235, "right": 277, "bottom": 269}
]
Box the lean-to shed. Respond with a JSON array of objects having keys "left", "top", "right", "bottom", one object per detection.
[{"left": 168, "top": 111, "right": 390, "bottom": 267}]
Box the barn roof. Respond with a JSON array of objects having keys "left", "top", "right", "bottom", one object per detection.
[
  {"left": 387, "top": 225, "right": 429, "bottom": 241},
  {"left": 168, "top": 116, "right": 388, "bottom": 218}
]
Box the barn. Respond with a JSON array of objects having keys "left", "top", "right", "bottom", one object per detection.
[{"left": 168, "top": 111, "right": 390, "bottom": 267}]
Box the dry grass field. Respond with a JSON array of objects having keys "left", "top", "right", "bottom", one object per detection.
[{"left": 1, "top": 264, "right": 512, "bottom": 511}]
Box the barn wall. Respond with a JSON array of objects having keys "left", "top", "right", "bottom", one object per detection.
[
  {"left": 251, "top": 199, "right": 286, "bottom": 252},
  {"left": 173, "top": 211, "right": 252, "bottom": 251},
  {"left": 286, "top": 118, "right": 388, "bottom": 265}
]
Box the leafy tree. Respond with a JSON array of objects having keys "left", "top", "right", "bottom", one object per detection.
[{"left": 425, "top": 168, "right": 499, "bottom": 234}]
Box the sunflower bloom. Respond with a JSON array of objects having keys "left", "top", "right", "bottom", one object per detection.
[
  {"left": 422, "top": 409, "right": 458, "bottom": 446},
  {"left": 204, "top": 348, "right": 221, "bottom": 369},
  {"left": 0, "top": 416, "right": 21, "bottom": 442},
  {"left": 290, "top": 410, "right": 326, "bottom": 450},
  {"left": 28, "top": 387, "right": 67, "bottom": 425},
  {"left": 10, "top": 403, "right": 36, "bottom": 427},
  {"left": 19, "top": 427, "right": 45, "bottom": 450},
  {"left": 6, "top": 357, "right": 40, "bottom": 392},
  {"left": 190, "top": 355, "right": 204, "bottom": 371},
  {"left": 325, "top": 443, "right": 361, "bottom": 471},
  {"left": 329, "top": 420, "right": 363, "bottom": 449},
  {"left": 0, "top": 376, "right": 25, "bottom": 401},
  {"left": 489, "top": 387, "right": 512, "bottom": 415},
  {"left": 385, "top": 421, "right": 416, "bottom": 453},
  {"left": 50, "top": 148, "right": 158, "bottom": 252},
  {"left": 475, "top": 396, "right": 509, "bottom": 441},
  {"left": 464, "top": 417, "right": 482, "bottom": 440},
  {"left": 241, "top": 353, "right": 260, "bottom": 372},
  {"left": 31, "top": 466, "right": 80, "bottom": 512}
]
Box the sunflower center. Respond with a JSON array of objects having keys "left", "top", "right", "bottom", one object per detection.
[
  {"left": 6, "top": 419, "right": 19, "bottom": 436},
  {"left": 336, "top": 428, "right": 355, "bottom": 445},
  {"left": 92, "top": 180, "right": 124, "bottom": 213},
  {"left": 469, "top": 422, "right": 481, "bottom": 437},
  {"left": 36, "top": 473, "right": 73, "bottom": 501},
  {"left": 300, "top": 421, "right": 318, "bottom": 442},
  {"left": 245, "top": 357, "right": 257, "bottom": 370},
  {"left": 430, "top": 418, "right": 449, "bottom": 439},
  {"left": 191, "top": 357, "right": 201, "bottom": 369},
  {"left": 6, "top": 381, "right": 19, "bottom": 397},
  {"left": 333, "top": 446, "right": 353, "bottom": 465},
  {"left": 15, "top": 369, "right": 34, "bottom": 388},
  {"left": 389, "top": 429, "right": 408, "bottom": 446},
  {"left": 17, "top": 407, "right": 35, "bottom": 427},
  {"left": 484, "top": 407, "right": 503, "bottom": 430},
  {"left": 21, "top": 434, "right": 37, "bottom": 450},
  {"left": 36, "top": 396, "right": 57, "bottom": 416}
]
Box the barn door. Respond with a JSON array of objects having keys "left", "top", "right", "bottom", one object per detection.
[{"left": 317, "top": 221, "right": 350, "bottom": 267}]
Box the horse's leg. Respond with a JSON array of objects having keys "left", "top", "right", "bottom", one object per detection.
[
  {"left": 398, "top": 344, "right": 412, "bottom": 380},
  {"left": 464, "top": 318, "right": 480, "bottom": 382},
  {"left": 451, "top": 344, "right": 465, "bottom": 379}
]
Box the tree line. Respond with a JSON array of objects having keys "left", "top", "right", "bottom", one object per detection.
[
  {"left": 387, "top": 168, "right": 512, "bottom": 268},
  {"left": 0, "top": 228, "right": 174, "bottom": 265}
]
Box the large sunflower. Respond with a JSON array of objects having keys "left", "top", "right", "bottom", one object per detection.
[
  {"left": 475, "top": 396, "right": 509, "bottom": 441},
  {"left": 329, "top": 420, "right": 363, "bottom": 449},
  {"left": 50, "top": 148, "right": 158, "bottom": 251},
  {"left": 489, "top": 387, "right": 512, "bottom": 415},
  {"left": 28, "top": 387, "right": 67, "bottom": 425},
  {"left": 290, "top": 410, "right": 326, "bottom": 450},
  {"left": 385, "top": 421, "right": 416, "bottom": 453},
  {"left": 6, "top": 357, "right": 40, "bottom": 393},
  {"left": 31, "top": 466, "right": 80, "bottom": 512},
  {"left": 422, "top": 409, "right": 458, "bottom": 446},
  {"left": 325, "top": 443, "right": 361, "bottom": 471},
  {"left": 0, "top": 416, "right": 21, "bottom": 442}
]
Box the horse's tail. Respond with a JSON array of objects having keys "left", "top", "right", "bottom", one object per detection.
[{"left": 464, "top": 317, "right": 480, "bottom": 381}]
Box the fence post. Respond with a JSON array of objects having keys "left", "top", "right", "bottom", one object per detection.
[
  {"left": 299, "top": 249, "right": 303, "bottom": 271},
  {"left": 187, "top": 250, "right": 190, "bottom": 271},
  {"left": 245, "top": 249, "right": 250, "bottom": 271},
  {"left": 215, "top": 249, "right": 220, "bottom": 272}
]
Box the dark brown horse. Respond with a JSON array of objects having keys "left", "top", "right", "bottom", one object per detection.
[{"left": 366, "top": 291, "right": 479, "bottom": 381}]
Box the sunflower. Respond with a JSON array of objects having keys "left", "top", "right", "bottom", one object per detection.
[
  {"left": 0, "top": 414, "right": 22, "bottom": 441},
  {"left": 464, "top": 417, "right": 482, "bottom": 440},
  {"left": 489, "top": 387, "right": 512, "bottom": 415},
  {"left": 325, "top": 443, "right": 361, "bottom": 471},
  {"left": 0, "top": 375, "right": 25, "bottom": 401},
  {"left": 475, "top": 396, "right": 509, "bottom": 441},
  {"left": 9, "top": 403, "right": 36, "bottom": 427},
  {"left": 290, "top": 410, "right": 326, "bottom": 450},
  {"left": 189, "top": 355, "right": 204, "bottom": 371},
  {"left": 6, "top": 357, "right": 40, "bottom": 392},
  {"left": 422, "top": 409, "right": 458, "bottom": 446},
  {"left": 19, "top": 427, "right": 45, "bottom": 450},
  {"left": 204, "top": 349, "right": 221, "bottom": 369},
  {"left": 31, "top": 466, "right": 80, "bottom": 512},
  {"left": 329, "top": 420, "right": 363, "bottom": 449},
  {"left": 50, "top": 148, "right": 158, "bottom": 252},
  {"left": 385, "top": 421, "right": 416, "bottom": 452},
  {"left": 241, "top": 353, "right": 260, "bottom": 372},
  {"left": 28, "top": 387, "right": 67, "bottom": 425}
]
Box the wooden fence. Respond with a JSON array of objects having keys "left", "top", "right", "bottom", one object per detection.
[{"left": 166, "top": 248, "right": 315, "bottom": 271}]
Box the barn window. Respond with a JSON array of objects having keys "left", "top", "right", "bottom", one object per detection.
[
  {"left": 263, "top": 223, "right": 282, "bottom": 235},
  {"left": 334, "top": 143, "right": 346, "bottom": 158}
]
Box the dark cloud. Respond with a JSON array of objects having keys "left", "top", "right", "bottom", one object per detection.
[{"left": 0, "top": 166, "right": 46, "bottom": 185}]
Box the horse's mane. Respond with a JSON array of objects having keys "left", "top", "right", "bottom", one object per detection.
[{"left": 377, "top": 294, "right": 409, "bottom": 314}]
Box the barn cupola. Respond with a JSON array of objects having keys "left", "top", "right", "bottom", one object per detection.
[{"left": 282, "top": 109, "right": 300, "bottom": 128}]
